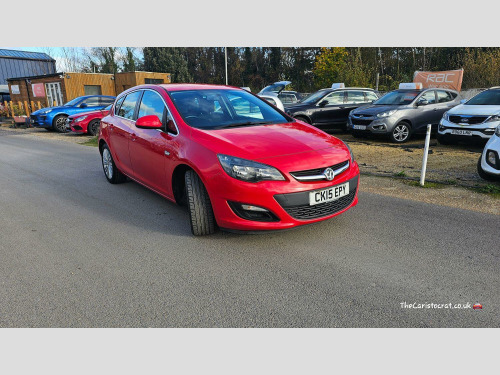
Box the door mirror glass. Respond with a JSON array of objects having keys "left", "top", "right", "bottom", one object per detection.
[
  {"left": 136, "top": 115, "right": 163, "bottom": 129},
  {"left": 417, "top": 98, "right": 428, "bottom": 106}
]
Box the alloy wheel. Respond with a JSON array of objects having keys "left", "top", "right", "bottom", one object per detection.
[
  {"left": 102, "top": 148, "right": 113, "bottom": 179},
  {"left": 393, "top": 124, "right": 409, "bottom": 142}
]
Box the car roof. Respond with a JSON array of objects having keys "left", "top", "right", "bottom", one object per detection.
[
  {"left": 159, "top": 83, "right": 237, "bottom": 92},
  {"left": 76, "top": 95, "right": 116, "bottom": 99}
]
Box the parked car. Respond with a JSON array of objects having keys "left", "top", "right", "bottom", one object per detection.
[
  {"left": 66, "top": 104, "right": 111, "bottom": 136},
  {"left": 30, "top": 95, "right": 115, "bottom": 133},
  {"left": 257, "top": 93, "right": 285, "bottom": 111},
  {"left": 349, "top": 88, "right": 460, "bottom": 143},
  {"left": 99, "top": 84, "right": 360, "bottom": 236},
  {"left": 285, "top": 87, "right": 379, "bottom": 131},
  {"left": 438, "top": 87, "right": 500, "bottom": 145},
  {"left": 259, "top": 81, "right": 303, "bottom": 105},
  {"left": 477, "top": 124, "right": 500, "bottom": 181}
]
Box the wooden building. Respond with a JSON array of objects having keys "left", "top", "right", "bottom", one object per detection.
[{"left": 7, "top": 71, "right": 171, "bottom": 108}]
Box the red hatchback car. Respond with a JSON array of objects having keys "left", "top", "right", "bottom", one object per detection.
[
  {"left": 99, "top": 84, "right": 360, "bottom": 235},
  {"left": 66, "top": 105, "right": 112, "bottom": 136}
]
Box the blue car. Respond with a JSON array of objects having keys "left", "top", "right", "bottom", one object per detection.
[{"left": 30, "top": 95, "right": 115, "bottom": 132}]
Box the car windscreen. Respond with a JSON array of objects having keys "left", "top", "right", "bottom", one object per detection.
[
  {"left": 169, "top": 89, "right": 290, "bottom": 130},
  {"left": 300, "top": 90, "right": 328, "bottom": 104},
  {"left": 466, "top": 90, "right": 500, "bottom": 105},
  {"left": 64, "top": 97, "right": 82, "bottom": 106},
  {"left": 373, "top": 90, "right": 420, "bottom": 105}
]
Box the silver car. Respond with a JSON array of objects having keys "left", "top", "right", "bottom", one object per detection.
[{"left": 348, "top": 88, "right": 461, "bottom": 143}]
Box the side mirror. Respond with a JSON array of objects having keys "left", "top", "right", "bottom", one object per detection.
[
  {"left": 135, "top": 115, "right": 163, "bottom": 129},
  {"left": 416, "top": 99, "right": 428, "bottom": 106},
  {"left": 80, "top": 103, "right": 87, "bottom": 108},
  {"left": 318, "top": 100, "right": 328, "bottom": 107}
]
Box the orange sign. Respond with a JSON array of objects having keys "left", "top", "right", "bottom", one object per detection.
[{"left": 413, "top": 69, "right": 464, "bottom": 91}]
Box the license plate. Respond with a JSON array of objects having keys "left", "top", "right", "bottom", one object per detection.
[
  {"left": 353, "top": 125, "right": 366, "bottom": 130},
  {"left": 451, "top": 129, "right": 472, "bottom": 136},
  {"left": 309, "top": 183, "right": 349, "bottom": 206}
]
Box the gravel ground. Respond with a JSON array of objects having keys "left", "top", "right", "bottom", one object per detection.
[{"left": 1, "top": 124, "right": 498, "bottom": 216}]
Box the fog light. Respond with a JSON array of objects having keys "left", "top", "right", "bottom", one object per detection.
[
  {"left": 439, "top": 124, "right": 445, "bottom": 131},
  {"left": 373, "top": 124, "right": 386, "bottom": 130},
  {"left": 487, "top": 150, "right": 497, "bottom": 166},
  {"left": 228, "top": 201, "right": 280, "bottom": 222}
]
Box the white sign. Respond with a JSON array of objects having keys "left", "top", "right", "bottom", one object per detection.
[
  {"left": 399, "top": 82, "right": 423, "bottom": 90},
  {"left": 331, "top": 83, "right": 345, "bottom": 89},
  {"left": 10, "top": 85, "right": 20, "bottom": 94}
]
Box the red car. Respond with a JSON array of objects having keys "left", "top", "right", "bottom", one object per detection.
[
  {"left": 66, "top": 105, "right": 112, "bottom": 136},
  {"left": 99, "top": 84, "right": 360, "bottom": 235}
]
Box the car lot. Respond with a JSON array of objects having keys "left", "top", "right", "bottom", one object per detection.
[{"left": 0, "top": 131, "right": 498, "bottom": 327}]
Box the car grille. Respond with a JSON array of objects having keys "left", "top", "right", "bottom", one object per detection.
[
  {"left": 351, "top": 118, "right": 372, "bottom": 125},
  {"left": 448, "top": 115, "right": 488, "bottom": 125},
  {"left": 281, "top": 189, "right": 357, "bottom": 220},
  {"left": 290, "top": 160, "right": 349, "bottom": 178}
]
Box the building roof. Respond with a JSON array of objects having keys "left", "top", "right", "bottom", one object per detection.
[
  {"left": 0, "top": 49, "right": 55, "bottom": 62},
  {"left": 6, "top": 72, "right": 63, "bottom": 81}
]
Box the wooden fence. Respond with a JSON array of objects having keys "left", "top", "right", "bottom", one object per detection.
[{"left": 0, "top": 100, "right": 50, "bottom": 118}]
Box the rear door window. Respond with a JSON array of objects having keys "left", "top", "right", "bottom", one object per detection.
[
  {"left": 436, "top": 90, "right": 453, "bottom": 103},
  {"left": 346, "top": 91, "right": 366, "bottom": 104},
  {"left": 118, "top": 91, "right": 142, "bottom": 120},
  {"left": 322, "top": 91, "right": 345, "bottom": 105}
]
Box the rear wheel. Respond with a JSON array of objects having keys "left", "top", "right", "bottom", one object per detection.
[
  {"left": 101, "top": 144, "right": 127, "bottom": 184},
  {"left": 389, "top": 121, "right": 411, "bottom": 143},
  {"left": 53, "top": 115, "right": 68, "bottom": 133},
  {"left": 185, "top": 170, "right": 216, "bottom": 236},
  {"left": 87, "top": 119, "right": 100, "bottom": 136}
]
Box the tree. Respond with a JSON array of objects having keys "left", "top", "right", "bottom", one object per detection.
[{"left": 143, "top": 47, "right": 192, "bottom": 82}]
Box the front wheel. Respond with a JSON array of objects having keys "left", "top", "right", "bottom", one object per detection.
[
  {"left": 53, "top": 115, "right": 68, "bottom": 133},
  {"left": 389, "top": 122, "right": 411, "bottom": 143},
  {"left": 101, "top": 144, "right": 127, "bottom": 184},
  {"left": 87, "top": 119, "right": 100, "bottom": 136},
  {"left": 185, "top": 170, "right": 216, "bottom": 236}
]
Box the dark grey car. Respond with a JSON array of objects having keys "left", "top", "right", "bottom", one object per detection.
[{"left": 348, "top": 88, "right": 461, "bottom": 142}]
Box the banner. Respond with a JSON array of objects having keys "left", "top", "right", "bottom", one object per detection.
[
  {"left": 32, "top": 83, "right": 45, "bottom": 97},
  {"left": 413, "top": 69, "right": 464, "bottom": 91}
]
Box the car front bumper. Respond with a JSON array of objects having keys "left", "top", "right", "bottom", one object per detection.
[
  {"left": 66, "top": 117, "right": 89, "bottom": 133},
  {"left": 205, "top": 161, "right": 360, "bottom": 231},
  {"left": 480, "top": 134, "right": 500, "bottom": 176},
  {"left": 348, "top": 115, "right": 399, "bottom": 134},
  {"left": 30, "top": 114, "right": 52, "bottom": 127},
  {"left": 438, "top": 118, "right": 498, "bottom": 140}
]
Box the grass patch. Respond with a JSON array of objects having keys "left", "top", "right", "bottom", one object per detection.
[
  {"left": 82, "top": 136, "right": 98, "bottom": 147},
  {"left": 476, "top": 184, "right": 500, "bottom": 198},
  {"left": 404, "top": 180, "right": 446, "bottom": 189},
  {"left": 394, "top": 170, "right": 407, "bottom": 177}
]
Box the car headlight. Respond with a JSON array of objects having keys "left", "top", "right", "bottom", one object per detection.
[
  {"left": 495, "top": 125, "right": 500, "bottom": 136},
  {"left": 217, "top": 154, "right": 285, "bottom": 182},
  {"left": 442, "top": 111, "right": 449, "bottom": 121},
  {"left": 39, "top": 109, "right": 52, "bottom": 115},
  {"left": 74, "top": 115, "right": 88, "bottom": 123},
  {"left": 344, "top": 142, "right": 355, "bottom": 162},
  {"left": 486, "top": 115, "right": 500, "bottom": 123},
  {"left": 376, "top": 110, "right": 397, "bottom": 118}
]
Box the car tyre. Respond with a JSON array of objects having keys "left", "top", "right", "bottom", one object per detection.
[
  {"left": 185, "top": 170, "right": 216, "bottom": 236},
  {"left": 477, "top": 156, "right": 498, "bottom": 181},
  {"left": 101, "top": 144, "right": 127, "bottom": 184},
  {"left": 53, "top": 115, "right": 68, "bottom": 133},
  {"left": 390, "top": 121, "right": 411, "bottom": 143},
  {"left": 87, "top": 119, "right": 100, "bottom": 136}
]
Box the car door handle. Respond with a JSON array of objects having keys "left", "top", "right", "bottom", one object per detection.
[{"left": 131, "top": 134, "right": 137, "bottom": 142}]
